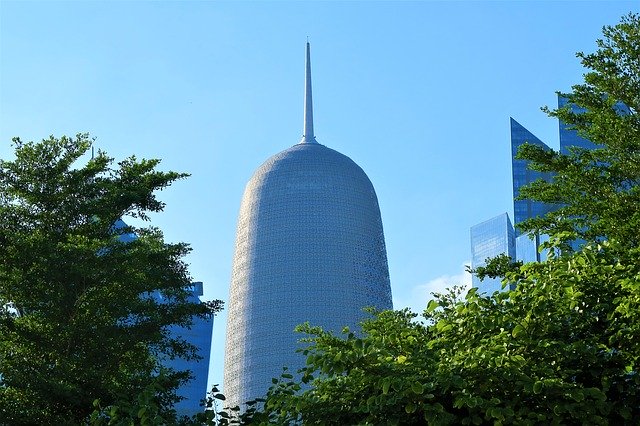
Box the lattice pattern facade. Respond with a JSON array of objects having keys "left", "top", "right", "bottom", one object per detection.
[{"left": 224, "top": 142, "right": 392, "bottom": 409}]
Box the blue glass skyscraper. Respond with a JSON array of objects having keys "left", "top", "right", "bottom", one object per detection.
[
  {"left": 558, "top": 96, "right": 596, "bottom": 154},
  {"left": 510, "top": 118, "right": 555, "bottom": 233},
  {"left": 162, "top": 282, "right": 214, "bottom": 417},
  {"left": 115, "top": 220, "right": 213, "bottom": 417},
  {"left": 470, "top": 213, "right": 516, "bottom": 294},
  {"left": 471, "top": 95, "right": 598, "bottom": 291},
  {"left": 470, "top": 118, "right": 555, "bottom": 293}
]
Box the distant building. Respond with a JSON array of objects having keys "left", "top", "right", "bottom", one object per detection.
[
  {"left": 224, "top": 43, "right": 393, "bottom": 409},
  {"left": 470, "top": 95, "right": 596, "bottom": 293},
  {"left": 115, "top": 220, "right": 213, "bottom": 417},
  {"left": 161, "top": 282, "right": 213, "bottom": 418},
  {"left": 558, "top": 96, "right": 595, "bottom": 154},
  {"left": 470, "top": 213, "right": 516, "bottom": 294},
  {"left": 510, "top": 118, "right": 555, "bottom": 233},
  {"left": 516, "top": 233, "right": 547, "bottom": 264}
]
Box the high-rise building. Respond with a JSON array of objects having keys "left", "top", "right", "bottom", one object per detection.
[
  {"left": 470, "top": 213, "right": 516, "bottom": 294},
  {"left": 471, "top": 95, "right": 597, "bottom": 292},
  {"left": 162, "top": 282, "right": 213, "bottom": 417},
  {"left": 558, "top": 96, "right": 595, "bottom": 154},
  {"left": 470, "top": 118, "right": 554, "bottom": 294},
  {"left": 114, "top": 220, "right": 213, "bottom": 417},
  {"left": 224, "top": 43, "right": 393, "bottom": 409},
  {"left": 510, "top": 118, "right": 555, "bottom": 233}
]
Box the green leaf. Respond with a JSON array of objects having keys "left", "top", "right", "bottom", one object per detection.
[
  {"left": 426, "top": 300, "right": 438, "bottom": 313},
  {"left": 512, "top": 324, "right": 525, "bottom": 338},
  {"left": 405, "top": 402, "right": 417, "bottom": 414},
  {"left": 382, "top": 378, "right": 391, "bottom": 395},
  {"left": 533, "top": 381, "right": 543, "bottom": 394}
]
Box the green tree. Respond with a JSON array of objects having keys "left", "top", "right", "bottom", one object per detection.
[
  {"left": 230, "top": 13, "right": 640, "bottom": 425},
  {"left": 517, "top": 13, "right": 640, "bottom": 248},
  {"left": 254, "top": 240, "right": 638, "bottom": 424},
  {"left": 0, "top": 134, "right": 222, "bottom": 424}
]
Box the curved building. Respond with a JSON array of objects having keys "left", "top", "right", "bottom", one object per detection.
[{"left": 224, "top": 43, "right": 392, "bottom": 408}]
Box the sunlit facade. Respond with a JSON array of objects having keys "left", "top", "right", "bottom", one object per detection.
[
  {"left": 510, "top": 118, "right": 555, "bottom": 233},
  {"left": 470, "top": 213, "right": 516, "bottom": 294},
  {"left": 224, "top": 43, "right": 392, "bottom": 409},
  {"left": 471, "top": 95, "right": 597, "bottom": 292}
]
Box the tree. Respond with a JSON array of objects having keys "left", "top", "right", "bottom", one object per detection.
[
  {"left": 0, "top": 134, "right": 222, "bottom": 424},
  {"left": 228, "top": 13, "right": 640, "bottom": 425},
  {"left": 250, "top": 240, "right": 638, "bottom": 425},
  {"left": 517, "top": 13, "right": 640, "bottom": 249}
]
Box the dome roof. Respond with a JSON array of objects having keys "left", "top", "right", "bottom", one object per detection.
[{"left": 248, "top": 142, "right": 375, "bottom": 198}]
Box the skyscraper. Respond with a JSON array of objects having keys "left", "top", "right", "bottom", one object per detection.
[
  {"left": 224, "top": 43, "right": 393, "bottom": 409},
  {"left": 470, "top": 118, "right": 554, "bottom": 293},
  {"left": 470, "top": 96, "right": 597, "bottom": 291},
  {"left": 470, "top": 213, "right": 516, "bottom": 294},
  {"left": 510, "top": 118, "right": 555, "bottom": 233},
  {"left": 558, "top": 96, "right": 595, "bottom": 154},
  {"left": 114, "top": 220, "right": 213, "bottom": 417},
  {"left": 162, "top": 282, "right": 213, "bottom": 417}
]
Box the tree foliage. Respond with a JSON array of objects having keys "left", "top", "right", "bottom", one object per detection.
[
  {"left": 248, "top": 239, "right": 639, "bottom": 425},
  {"left": 0, "top": 134, "right": 221, "bottom": 424},
  {"left": 517, "top": 12, "right": 640, "bottom": 248},
  {"left": 218, "top": 13, "right": 640, "bottom": 425}
]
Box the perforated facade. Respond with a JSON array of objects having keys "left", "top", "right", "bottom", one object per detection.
[
  {"left": 224, "top": 43, "right": 392, "bottom": 408},
  {"left": 224, "top": 142, "right": 392, "bottom": 408}
]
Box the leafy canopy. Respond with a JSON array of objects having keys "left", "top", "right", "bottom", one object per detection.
[
  {"left": 0, "top": 134, "right": 221, "bottom": 424},
  {"left": 517, "top": 13, "right": 640, "bottom": 248}
]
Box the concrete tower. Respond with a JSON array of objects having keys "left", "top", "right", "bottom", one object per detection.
[{"left": 224, "top": 43, "right": 392, "bottom": 408}]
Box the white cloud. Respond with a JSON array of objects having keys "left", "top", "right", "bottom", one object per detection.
[{"left": 393, "top": 261, "right": 472, "bottom": 314}]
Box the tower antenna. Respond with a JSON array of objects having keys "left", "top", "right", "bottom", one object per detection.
[{"left": 301, "top": 41, "right": 317, "bottom": 143}]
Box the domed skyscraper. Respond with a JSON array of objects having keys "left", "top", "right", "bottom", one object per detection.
[{"left": 224, "top": 43, "right": 392, "bottom": 408}]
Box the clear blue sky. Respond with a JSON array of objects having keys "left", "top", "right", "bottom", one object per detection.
[{"left": 1, "top": 0, "right": 637, "bottom": 392}]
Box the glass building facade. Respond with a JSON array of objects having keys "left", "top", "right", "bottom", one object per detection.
[
  {"left": 510, "top": 117, "right": 555, "bottom": 233},
  {"left": 161, "top": 282, "right": 214, "bottom": 417},
  {"left": 116, "top": 222, "right": 213, "bottom": 417},
  {"left": 470, "top": 213, "right": 516, "bottom": 294},
  {"left": 470, "top": 115, "right": 556, "bottom": 293},
  {"left": 558, "top": 95, "right": 596, "bottom": 154},
  {"left": 471, "top": 95, "right": 599, "bottom": 293},
  {"left": 516, "top": 233, "right": 550, "bottom": 264}
]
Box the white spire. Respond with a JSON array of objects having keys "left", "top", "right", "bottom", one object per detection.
[{"left": 301, "top": 41, "right": 317, "bottom": 144}]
